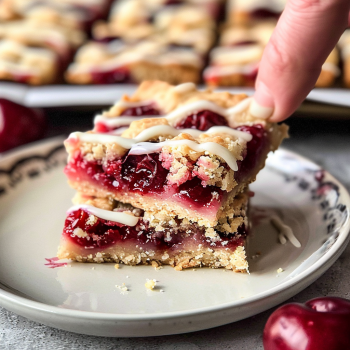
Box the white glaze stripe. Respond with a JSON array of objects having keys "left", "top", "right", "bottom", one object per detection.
[
  {"left": 271, "top": 216, "right": 301, "bottom": 248},
  {"left": 94, "top": 115, "right": 161, "bottom": 128},
  {"left": 70, "top": 125, "right": 252, "bottom": 144},
  {"left": 67, "top": 204, "right": 139, "bottom": 226},
  {"left": 129, "top": 140, "right": 239, "bottom": 171},
  {"left": 94, "top": 97, "right": 253, "bottom": 128},
  {"left": 69, "top": 125, "right": 252, "bottom": 171},
  {"left": 117, "top": 100, "right": 154, "bottom": 108}
]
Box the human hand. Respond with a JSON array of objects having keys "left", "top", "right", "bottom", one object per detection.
[{"left": 250, "top": 0, "right": 350, "bottom": 122}]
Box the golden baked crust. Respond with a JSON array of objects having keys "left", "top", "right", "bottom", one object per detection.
[
  {"left": 0, "top": 39, "right": 57, "bottom": 84},
  {"left": 92, "top": 0, "right": 215, "bottom": 53},
  {"left": 0, "top": 19, "right": 86, "bottom": 60},
  {"left": 58, "top": 244, "right": 249, "bottom": 272},
  {"left": 203, "top": 44, "right": 263, "bottom": 87},
  {"left": 0, "top": 0, "right": 110, "bottom": 27},
  {"left": 104, "top": 80, "right": 250, "bottom": 117},
  {"left": 65, "top": 40, "right": 203, "bottom": 85},
  {"left": 315, "top": 48, "right": 339, "bottom": 88}
]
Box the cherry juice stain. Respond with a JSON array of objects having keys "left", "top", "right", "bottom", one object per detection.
[{"left": 45, "top": 257, "right": 68, "bottom": 268}]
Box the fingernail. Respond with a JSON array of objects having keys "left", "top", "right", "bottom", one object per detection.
[{"left": 250, "top": 82, "right": 274, "bottom": 119}]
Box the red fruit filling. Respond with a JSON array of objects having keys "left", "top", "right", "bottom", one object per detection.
[
  {"left": 94, "top": 122, "right": 111, "bottom": 133},
  {"left": 65, "top": 123, "right": 266, "bottom": 211},
  {"left": 90, "top": 67, "right": 132, "bottom": 84},
  {"left": 63, "top": 208, "right": 246, "bottom": 250},
  {"left": 176, "top": 110, "right": 228, "bottom": 131},
  {"left": 66, "top": 151, "right": 224, "bottom": 211},
  {"left": 119, "top": 153, "right": 169, "bottom": 193},
  {"left": 235, "top": 124, "right": 267, "bottom": 182},
  {"left": 121, "top": 103, "right": 161, "bottom": 117}
]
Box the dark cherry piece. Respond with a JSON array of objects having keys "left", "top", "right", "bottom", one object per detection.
[
  {"left": 0, "top": 99, "right": 46, "bottom": 153},
  {"left": 263, "top": 297, "right": 350, "bottom": 350},
  {"left": 121, "top": 103, "right": 161, "bottom": 117},
  {"left": 90, "top": 67, "right": 132, "bottom": 84},
  {"left": 120, "top": 153, "right": 169, "bottom": 193},
  {"left": 64, "top": 208, "right": 246, "bottom": 250},
  {"left": 235, "top": 124, "right": 266, "bottom": 181},
  {"left": 176, "top": 110, "right": 228, "bottom": 131},
  {"left": 177, "top": 177, "right": 223, "bottom": 207}
]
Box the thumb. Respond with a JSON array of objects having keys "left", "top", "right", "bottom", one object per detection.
[{"left": 250, "top": 0, "right": 350, "bottom": 122}]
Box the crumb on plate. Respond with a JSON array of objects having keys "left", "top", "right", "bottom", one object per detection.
[{"left": 145, "top": 279, "right": 157, "bottom": 290}]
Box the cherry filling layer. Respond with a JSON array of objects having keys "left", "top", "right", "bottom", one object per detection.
[
  {"left": 65, "top": 122, "right": 267, "bottom": 215},
  {"left": 63, "top": 208, "right": 246, "bottom": 251},
  {"left": 121, "top": 104, "right": 161, "bottom": 117},
  {"left": 175, "top": 110, "right": 228, "bottom": 131},
  {"left": 90, "top": 66, "right": 133, "bottom": 84},
  {"left": 94, "top": 103, "right": 162, "bottom": 133},
  {"left": 65, "top": 152, "right": 224, "bottom": 215},
  {"left": 235, "top": 124, "right": 267, "bottom": 182}
]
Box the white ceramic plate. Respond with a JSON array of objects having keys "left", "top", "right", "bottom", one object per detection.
[{"left": 0, "top": 138, "right": 349, "bottom": 337}]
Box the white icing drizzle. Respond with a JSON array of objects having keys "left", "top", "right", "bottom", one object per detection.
[
  {"left": 94, "top": 115, "right": 161, "bottom": 128},
  {"left": 68, "top": 125, "right": 252, "bottom": 171},
  {"left": 67, "top": 204, "right": 139, "bottom": 226},
  {"left": 165, "top": 98, "right": 252, "bottom": 125},
  {"left": 94, "top": 97, "right": 253, "bottom": 130},
  {"left": 129, "top": 139, "right": 239, "bottom": 171},
  {"left": 271, "top": 216, "right": 301, "bottom": 248},
  {"left": 173, "top": 82, "right": 196, "bottom": 94},
  {"left": 204, "top": 63, "right": 258, "bottom": 78},
  {"left": 116, "top": 99, "right": 154, "bottom": 108}
]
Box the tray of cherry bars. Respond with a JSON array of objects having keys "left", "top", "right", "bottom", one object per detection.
[{"left": 1, "top": 0, "right": 349, "bottom": 93}]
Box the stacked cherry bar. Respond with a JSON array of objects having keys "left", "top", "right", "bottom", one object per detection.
[{"left": 58, "top": 81, "right": 288, "bottom": 270}]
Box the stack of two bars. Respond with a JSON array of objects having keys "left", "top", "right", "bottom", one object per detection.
[{"left": 58, "top": 81, "right": 288, "bottom": 272}]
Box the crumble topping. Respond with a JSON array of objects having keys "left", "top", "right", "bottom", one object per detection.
[
  {"left": 145, "top": 279, "right": 157, "bottom": 290},
  {"left": 86, "top": 214, "right": 98, "bottom": 226},
  {"left": 115, "top": 283, "right": 128, "bottom": 292},
  {"left": 103, "top": 81, "right": 252, "bottom": 120},
  {"left": 72, "top": 228, "right": 88, "bottom": 238}
]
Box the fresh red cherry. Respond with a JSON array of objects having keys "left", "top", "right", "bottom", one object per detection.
[
  {"left": 0, "top": 99, "right": 46, "bottom": 153},
  {"left": 263, "top": 297, "right": 350, "bottom": 350}
]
